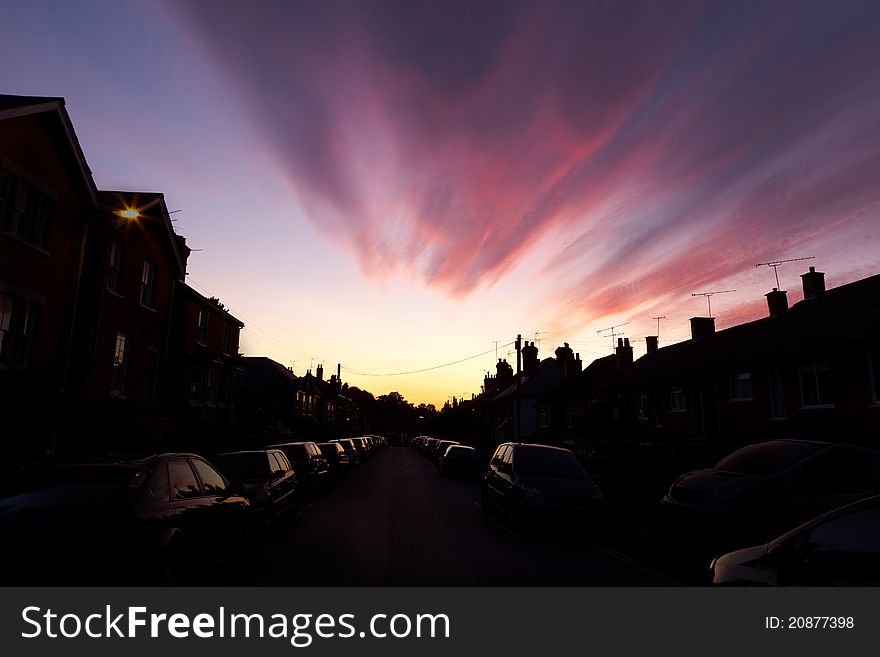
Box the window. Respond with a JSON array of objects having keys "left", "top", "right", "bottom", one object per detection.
[
  {"left": 196, "top": 309, "right": 207, "bottom": 344},
  {"left": 206, "top": 367, "right": 218, "bottom": 405},
  {"left": 636, "top": 392, "right": 649, "bottom": 420},
  {"left": 729, "top": 372, "right": 753, "bottom": 401},
  {"left": 800, "top": 357, "right": 832, "bottom": 407},
  {"left": 106, "top": 242, "right": 123, "bottom": 293},
  {"left": 222, "top": 323, "right": 230, "bottom": 354},
  {"left": 139, "top": 260, "right": 155, "bottom": 307},
  {"left": 869, "top": 351, "right": 880, "bottom": 404},
  {"left": 670, "top": 386, "right": 686, "bottom": 412},
  {"left": 0, "top": 170, "right": 11, "bottom": 227},
  {"left": 168, "top": 459, "right": 202, "bottom": 500},
  {"left": 0, "top": 294, "right": 40, "bottom": 369},
  {"left": 538, "top": 408, "right": 549, "bottom": 429},
  {"left": 217, "top": 371, "right": 229, "bottom": 406},
  {"left": 191, "top": 459, "right": 227, "bottom": 496},
  {"left": 0, "top": 170, "right": 53, "bottom": 248},
  {"left": 189, "top": 367, "right": 203, "bottom": 403},
  {"left": 147, "top": 348, "right": 160, "bottom": 406},
  {"left": 110, "top": 333, "right": 130, "bottom": 397},
  {"left": 768, "top": 366, "right": 786, "bottom": 419}
]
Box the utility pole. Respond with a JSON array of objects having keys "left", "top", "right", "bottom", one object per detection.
[{"left": 514, "top": 334, "right": 522, "bottom": 443}]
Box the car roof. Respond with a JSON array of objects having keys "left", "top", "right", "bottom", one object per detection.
[{"left": 500, "top": 442, "right": 573, "bottom": 454}]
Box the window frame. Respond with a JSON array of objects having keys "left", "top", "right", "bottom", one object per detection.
[
  {"left": 110, "top": 332, "right": 130, "bottom": 397},
  {"left": 139, "top": 260, "right": 156, "bottom": 308},
  {"left": 799, "top": 356, "right": 833, "bottom": 408}
]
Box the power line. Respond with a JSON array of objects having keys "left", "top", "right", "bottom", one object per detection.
[{"left": 342, "top": 342, "right": 514, "bottom": 377}]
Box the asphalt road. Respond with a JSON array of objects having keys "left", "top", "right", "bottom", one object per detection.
[{"left": 226, "top": 446, "right": 676, "bottom": 586}]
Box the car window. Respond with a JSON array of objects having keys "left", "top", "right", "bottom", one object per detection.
[
  {"left": 169, "top": 459, "right": 202, "bottom": 499},
  {"left": 808, "top": 507, "right": 880, "bottom": 552},
  {"left": 269, "top": 453, "right": 286, "bottom": 473},
  {"left": 501, "top": 446, "right": 513, "bottom": 466},
  {"left": 150, "top": 465, "right": 170, "bottom": 501},
  {"left": 192, "top": 459, "right": 228, "bottom": 495},
  {"left": 513, "top": 448, "right": 588, "bottom": 479},
  {"left": 715, "top": 441, "right": 825, "bottom": 475},
  {"left": 491, "top": 445, "right": 505, "bottom": 463}
]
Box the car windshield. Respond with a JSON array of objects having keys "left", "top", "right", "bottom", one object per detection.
[
  {"left": 212, "top": 453, "right": 269, "bottom": 481},
  {"left": 715, "top": 442, "right": 826, "bottom": 475},
  {"left": 513, "top": 448, "right": 588, "bottom": 479},
  {"left": 446, "top": 447, "right": 475, "bottom": 460}
]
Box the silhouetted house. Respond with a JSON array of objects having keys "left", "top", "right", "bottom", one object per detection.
[
  {"left": 236, "top": 356, "right": 302, "bottom": 440},
  {"left": 65, "top": 190, "right": 188, "bottom": 450},
  {"left": 534, "top": 350, "right": 623, "bottom": 451},
  {"left": 475, "top": 343, "right": 581, "bottom": 444},
  {"left": 168, "top": 280, "right": 244, "bottom": 445},
  {"left": 0, "top": 94, "right": 98, "bottom": 462},
  {"left": 618, "top": 269, "right": 880, "bottom": 451}
]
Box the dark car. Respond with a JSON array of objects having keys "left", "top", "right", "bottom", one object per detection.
[
  {"left": 333, "top": 438, "right": 361, "bottom": 468},
  {"left": 0, "top": 453, "right": 250, "bottom": 585},
  {"left": 421, "top": 437, "right": 440, "bottom": 457},
  {"left": 266, "top": 441, "right": 331, "bottom": 497},
  {"left": 482, "top": 443, "right": 606, "bottom": 531},
  {"left": 711, "top": 495, "right": 880, "bottom": 586},
  {"left": 211, "top": 449, "right": 297, "bottom": 530},
  {"left": 439, "top": 445, "right": 482, "bottom": 478},
  {"left": 431, "top": 440, "right": 459, "bottom": 465},
  {"left": 317, "top": 442, "right": 351, "bottom": 479},
  {"left": 351, "top": 437, "right": 370, "bottom": 462},
  {"left": 662, "top": 440, "right": 880, "bottom": 537}
]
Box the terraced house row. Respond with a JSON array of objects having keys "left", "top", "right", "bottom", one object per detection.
[{"left": 1, "top": 94, "right": 245, "bottom": 468}]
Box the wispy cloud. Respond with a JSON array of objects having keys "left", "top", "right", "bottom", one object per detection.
[{"left": 170, "top": 0, "right": 880, "bottom": 329}]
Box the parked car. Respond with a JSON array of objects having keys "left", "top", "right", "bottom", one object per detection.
[
  {"left": 431, "top": 440, "right": 459, "bottom": 465},
  {"left": 439, "top": 445, "right": 482, "bottom": 478},
  {"left": 333, "top": 438, "right": 361, "bottom": 467},
  {"left": 421, "top": 437, "right": 440, "bottom": 457},
  {"left": 351, "top": 437, "right": 370, "bottom": 462},
  {"left": 482, "top": 443, "right": 606, "bottom": 531},
  {"left": 317, "top": 442, "right": 351, "bottom": 479},
  {"left": 711, "top": 495, "right": 880, "bottom": 586},
  {"left": 0, "top": 453, "right": 250, "bottom": 585},
  {"left": 662, "top": 440, "right": 880, "bottom": 537},
  {"left": 266, "top": 441, "right": 331, "bottom": 497},
  {"left": 210, "top": 449, "right": 297, "bottom": 530}
]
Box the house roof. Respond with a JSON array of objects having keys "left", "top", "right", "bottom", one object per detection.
[
  {"left": 619, "top": 272, "right": 880, "bottom": 385},
  {"left": 179, "top": 281, "right": 245, "bottom": 328},
  {"left": 0, "top": 94, "right": 98, "bottom": 203},
  {"left": 538, "top": 354, "right": 618, "bottom": 405},
  {"left": 97, "top": 190, "right": 187, "bottom": 277},
  {"left": 240, "top": 356, "right": 301, "bottom": 391}
]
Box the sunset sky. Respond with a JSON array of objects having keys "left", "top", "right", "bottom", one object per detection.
[{"left": 2, "top": 0, "right": 879, "bottom": 405}]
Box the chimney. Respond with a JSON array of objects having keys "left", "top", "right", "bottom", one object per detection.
[
  {"left": 801, "top": 266, "right": 826, "bottom": 300},
  {"left": 645, "top": 336, "right": 659, "bottom": 354},
  {"left": 616, "top": 337, "right": 633, "bottom": 370},
  {"left": 174, "top": 235, "right": 191, "bottom": 268},
  {"left": 522, "top": 341, "right": 539, "bottom": 374},
  {"left": 496, "top": 358, "right": 513, "bottom": 384},
  {"left": 765, "top": 287, "right": 788, "bottom": 317},
  {"left": 690, "top": 317, "right": 715, "bottom": 340},
  {"left": 316, "top": 364, "right": 324, "bottom": 381}
]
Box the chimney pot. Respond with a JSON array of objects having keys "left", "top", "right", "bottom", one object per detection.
[
  {"left": 766, "top": 288, "right": 788, "bottom": 317},
  {"left": 690, "top": 317, "right": 716, "bottom": 340},
  {"left": 801, "top": 267, "right": 826, "bottom": 300},
  {"left": 646, "top": 336, "right": 659, "bottom": 353}
]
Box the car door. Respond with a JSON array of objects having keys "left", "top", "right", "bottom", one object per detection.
[
  {"left": 190, "top": 457, "right": 247, "bottom": 564},
  {"left": 268, "top": 452, "right": 296, "bottom": 515},
  {"left": 166, "top": 457, "right": 211, "bottom": 562},
  {"left": 484, "top": 445, "right": 510, "bottom": 509},
  {"left": 796, "top": 505, "right": 880, "bottom": 585}
]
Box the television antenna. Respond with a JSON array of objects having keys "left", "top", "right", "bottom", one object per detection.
[
  {"left": 651, "top": 315, "right": 667, "bottom": 338},
  {"left": 691, "top": 290, "right": 736, "bottom": 318},
  {"left": 597, "top": 321, "right": 631, "bottom": 349},
  {"left": 756, "top": 256, "right": 815, "bottom": 289}
]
